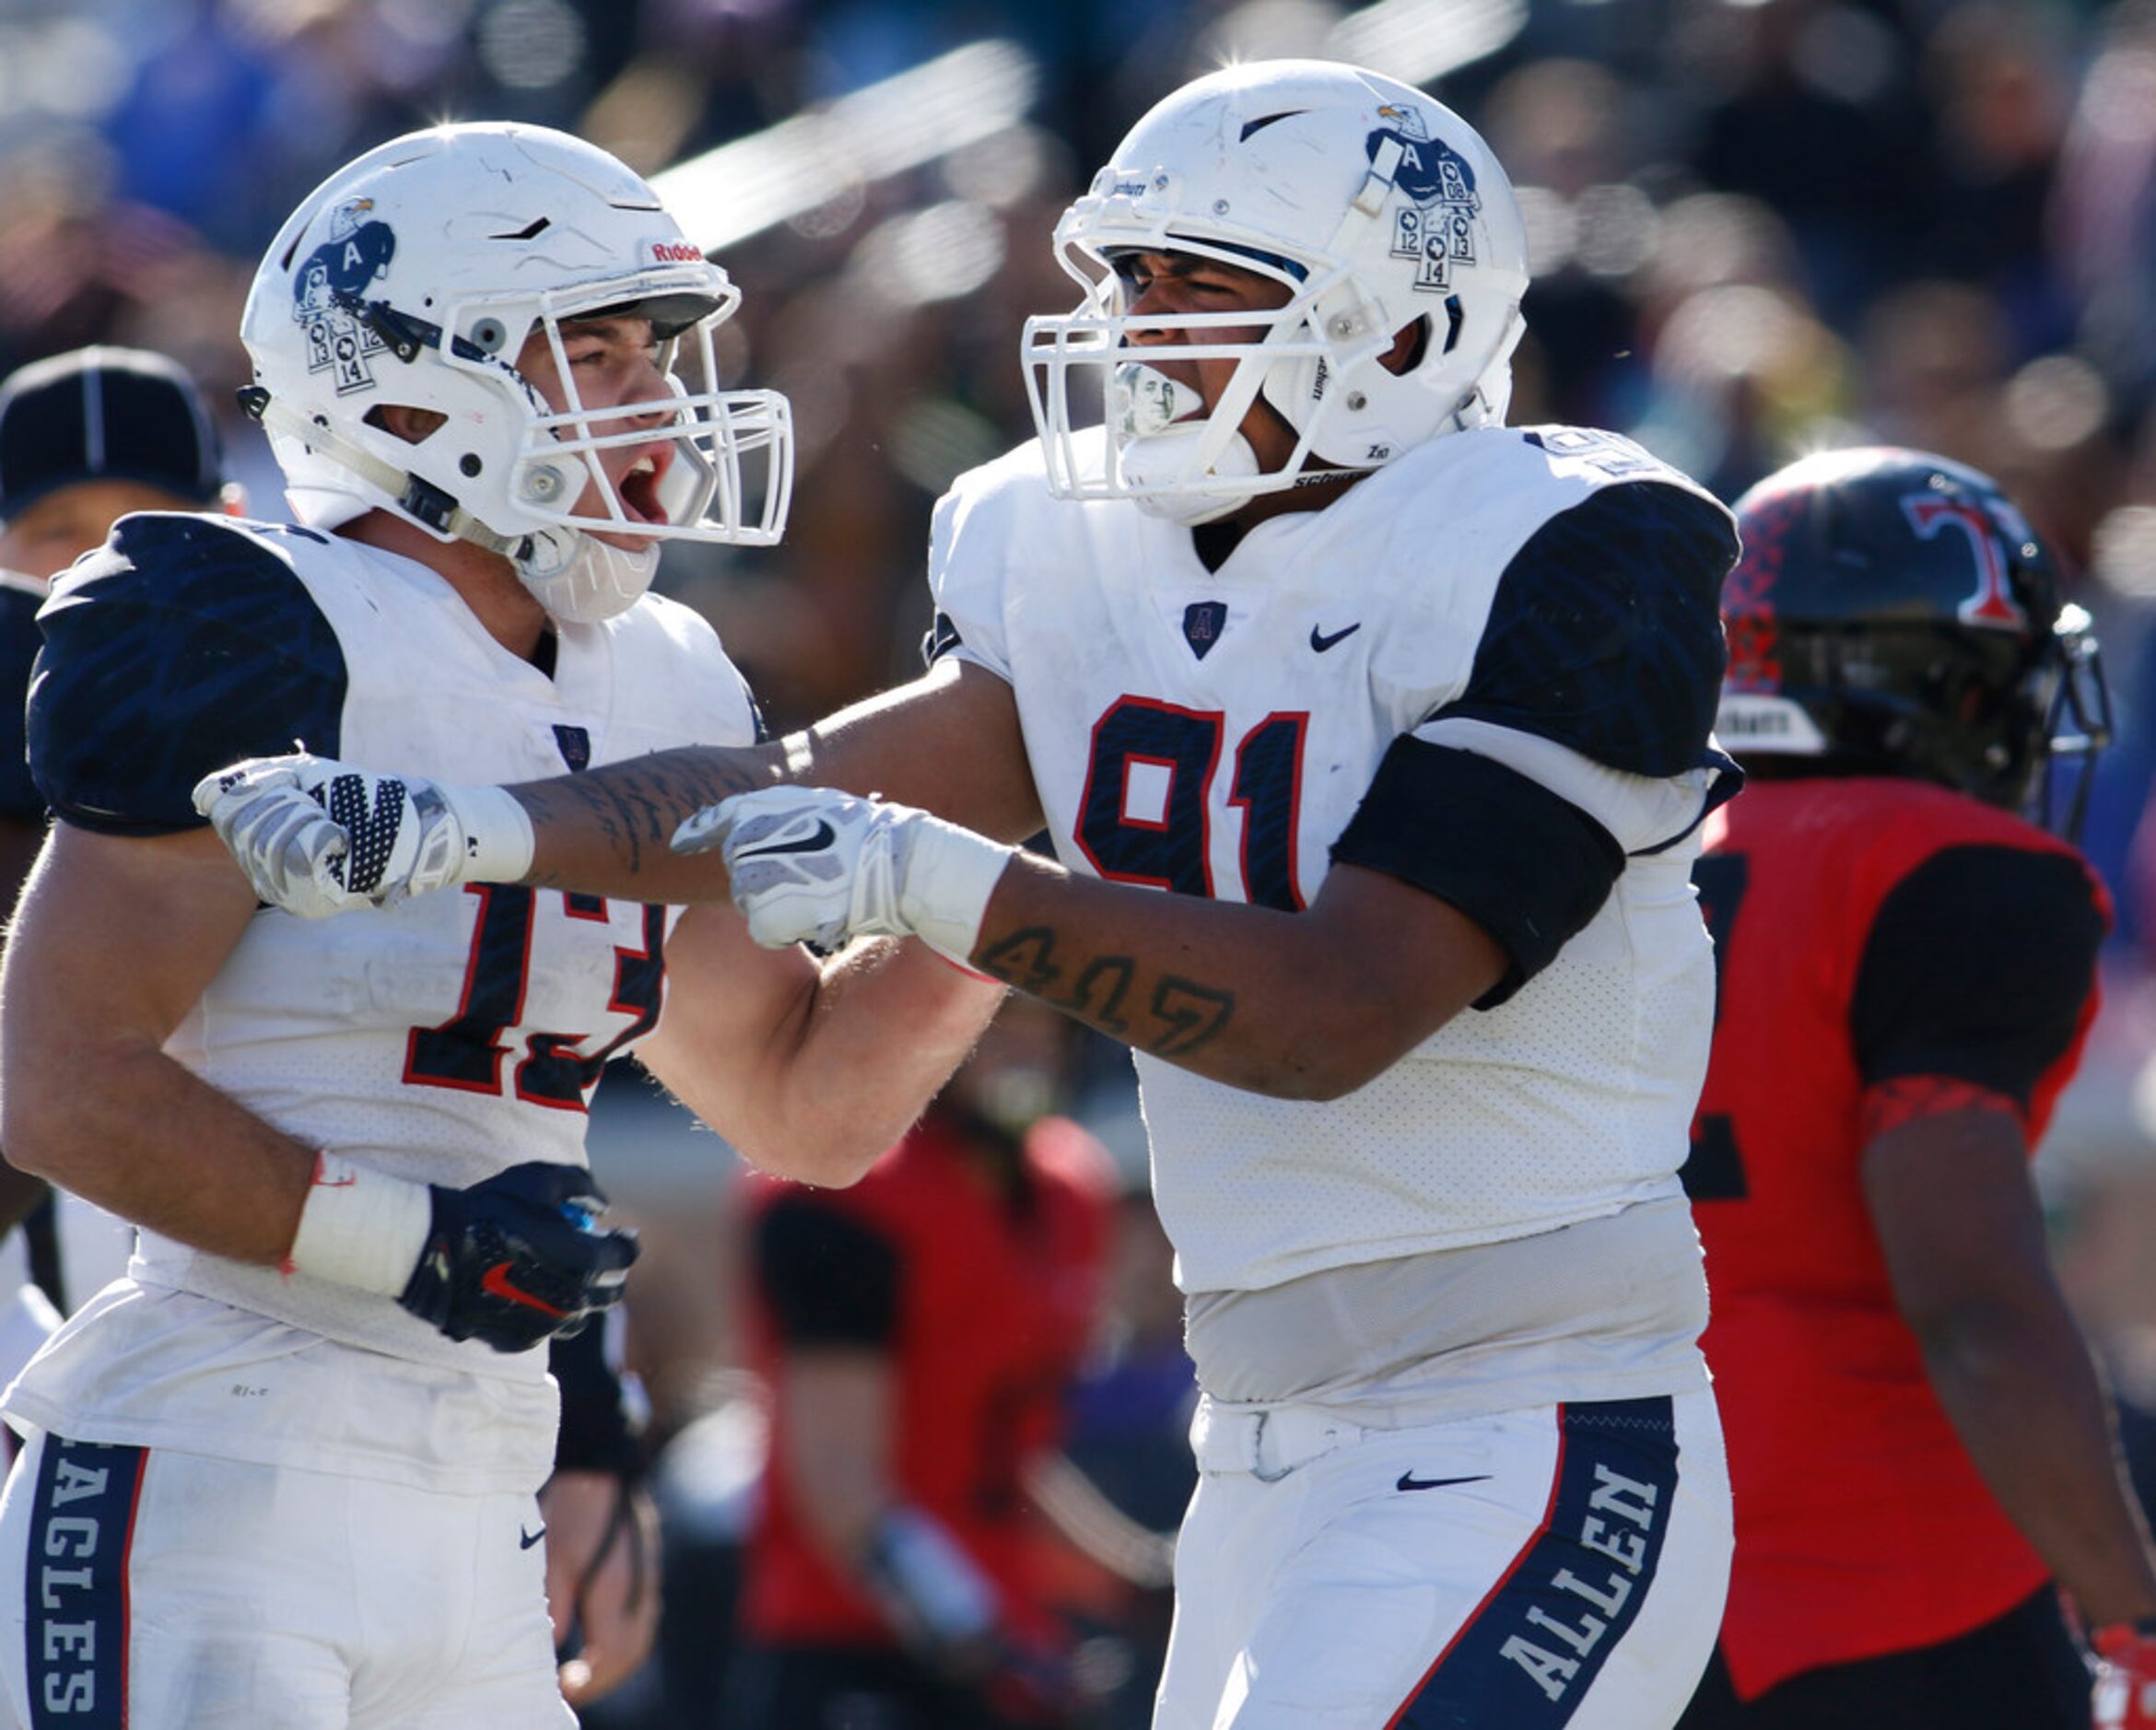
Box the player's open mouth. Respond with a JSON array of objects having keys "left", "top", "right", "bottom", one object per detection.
[{"left": 615, "top": 447, "right": 672, "bottom": 526}]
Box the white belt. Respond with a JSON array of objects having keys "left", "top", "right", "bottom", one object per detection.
[{"left": 1188, "top": 1396, "right": 1371, "bottom": 1482}]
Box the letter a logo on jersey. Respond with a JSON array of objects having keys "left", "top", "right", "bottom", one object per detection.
[{"left": 1183, "top": 601, "right": 1228, "bottom": 660}]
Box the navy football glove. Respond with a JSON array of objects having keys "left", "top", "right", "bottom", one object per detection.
[{"left": 399, "top": 1162, "right": 639, "bottom": 1353}]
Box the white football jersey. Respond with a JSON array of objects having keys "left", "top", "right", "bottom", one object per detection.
[
  {"left": 6, "top": 516, "right": 754, "bottom": 1483},
  {"left": 929, "top": 427, "right": 1737, "bottom": 1298}
]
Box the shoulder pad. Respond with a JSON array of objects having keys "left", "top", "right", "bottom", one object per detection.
[
  {"left": 1437, "top": 481, "right": 1740, "bottom": 777},
  {"left": 29, "top": 515, "right": 347, "bottom": 833}
]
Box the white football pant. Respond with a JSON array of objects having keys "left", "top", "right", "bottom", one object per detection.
[
  {"left": 0, "top": 1430, "right": 574, "bottom": 1728},
  {"left": 1155, "top": 1387, "right": 1730, "bottom": 1729}
]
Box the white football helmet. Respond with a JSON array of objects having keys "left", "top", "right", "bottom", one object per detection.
[
  {"left": 1024, "top": 61, "right": 1529, "bottom": 524},
  {"left": 240, "top": 123, "right": 793, "bottom": 623}
]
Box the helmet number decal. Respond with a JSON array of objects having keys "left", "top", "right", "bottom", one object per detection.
[
  {"left": 293, "top": 199, "right": 398, "bottom": 395},
  {"left": 1374, "top": 121, "right": 1484, "bottom": 296},
  {"left": 1902, "top": 493, "right": 2028, "bottom": 629}
]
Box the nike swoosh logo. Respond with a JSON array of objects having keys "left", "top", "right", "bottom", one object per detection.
[
  {"left": 733, "top": 819, "right": 838, "bottom": 859},
  {"left": 1396, "top": 1471, "right": 1493, "bottom": 1492},
  {"left": 1310, "top": 622, "right": 1362, "bottom": 652},
  {"left": 480, "top": 1261, "right": 567, "bottom": 1318},
  {"left": 520, "top": 1525, "right": 547, "bottom": 1550}
]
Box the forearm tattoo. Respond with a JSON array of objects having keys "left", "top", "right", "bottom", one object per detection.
[
  {"left": 519, "top": 746, "right": 765, "bottom": 884},
  {"left": 978, "top": 927, "right": 1233, "bottom": 1058}
]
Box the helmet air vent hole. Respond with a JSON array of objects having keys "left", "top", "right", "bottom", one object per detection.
[
  {"left": 490, "top": 218, "right": 551, "bottom": 241},
  {"left": 471, "top": 318, "right": 508, "bottom": 354},
  {"left": 460, "top": 454, "right": 483, "bottom": 477},
  {"left": 1442, "top": 296, "right": 1464, "bottom": 356}
]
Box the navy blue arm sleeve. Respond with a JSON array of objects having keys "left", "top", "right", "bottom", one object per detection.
[
  {"left": 29, "top": 516, "right": 346, "bottom": 834},
  {"left": 1851, "top": 844, "right": 2104, "bottom": 1107},
  {"left": 1326, "top": 478, "right": 1735, "bottom": 1008},
  {"left": 1330, "top": 736, "right": 1623, "bottom": 1010}
]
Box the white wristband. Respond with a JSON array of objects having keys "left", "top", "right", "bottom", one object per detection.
[
  {"left": 451, "top": 783, "right": 536, "bottom": 884},
  {"left": 285, "top": 1153, "right": 432, "bottom": 1296},
  {"left": 893, "top": 813, "right": 1014, "bottom": 966}
]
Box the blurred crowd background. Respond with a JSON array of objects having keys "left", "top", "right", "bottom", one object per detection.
[{"left": 9, "top": 0, "right": 2156, "bottom": 1720}]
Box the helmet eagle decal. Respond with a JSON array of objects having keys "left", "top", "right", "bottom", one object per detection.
[{"left": 294, "top": 201, "right": 398, "bottom": 395}]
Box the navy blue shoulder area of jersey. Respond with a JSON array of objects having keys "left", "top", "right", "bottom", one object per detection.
[
  {"left": 0, "top": 581, "right": 46, "bottom": 821},
  {"left": 29, "top": 517, "right": 347, "bottom": 834},
  {"left": 1435, "top": 481, "right": 1738, "bottom": 777}
]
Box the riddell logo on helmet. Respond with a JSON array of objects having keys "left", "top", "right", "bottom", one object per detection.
[{"left": 650, "top": 240, "right": 703, "bottom": 263}]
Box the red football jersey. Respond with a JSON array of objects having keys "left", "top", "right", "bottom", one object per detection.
[
  {"left": 1691, "top": 776, "right": 2108, "bottom": 1700},
  {"left": 739, "top": 1113, "right": 1115, "bottom": 1648}
]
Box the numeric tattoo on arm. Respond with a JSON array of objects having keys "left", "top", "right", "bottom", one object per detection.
[
  {"left": 978, "top": 926, "right": 1231, "bottom": 1056},
  {"left": 519, "top": 747, "right": 767, "bottom": 884},
  {"left": 1147, "top": 979, "right": 1233, "bottom": 1057}
]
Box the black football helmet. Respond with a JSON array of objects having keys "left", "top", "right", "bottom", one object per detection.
[{"left": 1717, "top": 445, "right": 2109, "bottom": 831}]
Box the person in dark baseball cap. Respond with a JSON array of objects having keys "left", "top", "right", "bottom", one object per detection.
[{"left": 0, "top": 345, "right": 240, "bottom": 586}]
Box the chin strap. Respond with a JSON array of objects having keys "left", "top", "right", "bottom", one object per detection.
[
  {"left": 238, "top": 385, "right": 525, "bottom": 560},
  {"left": 1299, "top": 135, "right": 1404, "bottom": 358}
]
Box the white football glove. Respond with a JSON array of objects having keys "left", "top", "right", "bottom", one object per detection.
[
  {"left": 191, "top": 752, "right": 535, "bottom": 919},
  {"left": 674, "top": 786, "right": 1013, "bottom": 963}
]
